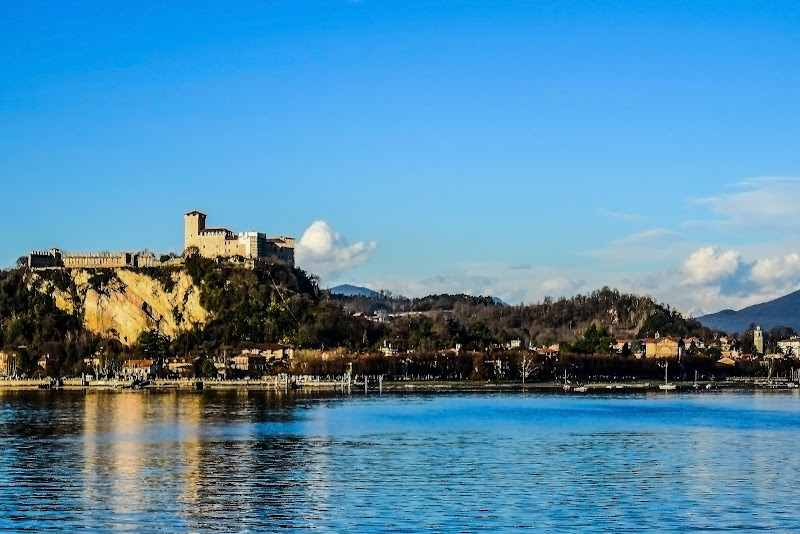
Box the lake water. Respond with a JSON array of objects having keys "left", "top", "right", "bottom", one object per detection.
[{"left": 1, "top": 389, "right": 799, "bottom": 532}]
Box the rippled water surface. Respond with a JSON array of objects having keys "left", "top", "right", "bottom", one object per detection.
[{"left": 1, "top": 389, "right": 799, "bottom": 532}]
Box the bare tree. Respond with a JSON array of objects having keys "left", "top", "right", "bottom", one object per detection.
[{"left": 520, "top": 352, "right": 534, "bottom": 384}]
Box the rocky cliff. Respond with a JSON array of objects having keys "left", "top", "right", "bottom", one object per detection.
[{"left": 33, "top": 268, "right": 208, "bottom": 344}]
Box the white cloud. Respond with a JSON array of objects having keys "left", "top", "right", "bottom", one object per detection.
[
  {"left": 682, "top": 247, "right": 741, "bottom": 286},
  {"left": 541, "top": 277, "right": 582, "bottom": 293},
  {"left": 750, "top": 253, "right": 800, "bottom": 286},
  {"left": 295, "top": 221, "right": 377, "bottom": 280},
  {"left": 598, "top": 209, "right": 643, "bottom": 222},
  {"left": 584, "top": 228, "right": 689, "bottom": 264},
  {"left": 688, "top": 177, "right": 800, "bottom": 232},
  {"left": 611, "top": 228, "right": 683, "bottom": 246}
]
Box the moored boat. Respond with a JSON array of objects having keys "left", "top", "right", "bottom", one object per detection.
[{"left": 659, "top": 361, "right": 676, "bottom": 390}]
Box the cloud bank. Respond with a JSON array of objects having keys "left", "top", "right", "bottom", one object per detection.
[
  {"left": 690, "top": 177, "right": 800, "bottom": 233},
  {"left": 295, "top": 220, "right": 377, "bottom": 280},
  {"left": 682, "top": 247, "right": 741, "bottom": 286},
  {"left": 541, "top": 277, "right": 583, "bottom": 293},
  {"left": 751, "top": 253, "right": 800, "bottom": 288},
  {"left": 345, "top": 177, "right": 800, "bottom": 314}
]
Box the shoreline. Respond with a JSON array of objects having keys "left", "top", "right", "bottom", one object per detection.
[{"left": 0, "top": 377, "right": 791, "bottom": 392}]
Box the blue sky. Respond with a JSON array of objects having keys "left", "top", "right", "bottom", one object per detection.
[{"left": 2, "top": 1, "right": 800, "bottom": 313}]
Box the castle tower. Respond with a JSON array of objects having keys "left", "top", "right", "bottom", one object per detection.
[
  {"left": 754, "top": 325, "right": 764, "bottom": 355},
  {"left": 184, "top": 210, "right": 206, "bottom": 254}
]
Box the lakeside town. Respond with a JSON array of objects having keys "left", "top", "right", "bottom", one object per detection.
[{"left": 1, "top": 210, "right": 800, "bottom": 391}]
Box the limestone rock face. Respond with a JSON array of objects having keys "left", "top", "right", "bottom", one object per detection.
[{"left": 37, "top": 269, "right": 208, "bottom": 345}]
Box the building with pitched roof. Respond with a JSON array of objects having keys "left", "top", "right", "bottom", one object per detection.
[{"left": 642, "top": 333, "right": 685, "bottom": 358}]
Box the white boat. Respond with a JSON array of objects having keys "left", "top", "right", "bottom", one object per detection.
[
  {"left": 659, "top": 361, "right": 677, "bottom": 390},
  {"left": 563, "top": 370, "right": 587, "bottom": 392}
]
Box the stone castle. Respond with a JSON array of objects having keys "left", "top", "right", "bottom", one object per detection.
[
  {"left": 183, "top": 210, "right": 294, "bottom": 264},
  {"left": 28, "top": 210, "right": 295, "bottom": 269}
]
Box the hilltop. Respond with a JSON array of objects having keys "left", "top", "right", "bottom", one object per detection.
[
  {"left": 0, "top": 258, "right": 377, "bottom": 376},
  {"left": 332, "top": 287, "right": 714, "bottom": 348},
  {"left": 329, "top": 284, "right": 378, "bottom": 298}
]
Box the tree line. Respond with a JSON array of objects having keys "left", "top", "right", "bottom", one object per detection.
[{"left": 0, "top": 258, "right": 788, "bottom": 379}]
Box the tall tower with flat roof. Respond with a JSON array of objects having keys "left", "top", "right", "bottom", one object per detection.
[
  {"left": 184, "top": 210, "right": 206, "bottom": 254},
  {"left": 754, "top": 325, "right": 764, "bottom": 355}
]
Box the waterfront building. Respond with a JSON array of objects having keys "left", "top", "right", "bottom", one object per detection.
[
  {"left": 239, "top": 343, "right": 293, "bottom": 361},
  {"left": 685, "top": 337, "right": 706, "bottom": 350},
  {"left": 121, "top": 359, "right": 160, "bottom": 380},
  {"left": 612, "top": 339, "right": 632, "bottom": 354},
  {"left": 233, "top": 354, "right": 269, "bottom": 372},
  {"left": 778, "top": 336, "right": 800, "bottom": 357},
  {"left": 214, "top": 359, "right": 229, "bottom": 378},
  {"left": 82, "top": 356, "right": 102, "bottom": 372},
  {"left": 165, "top": 357, "right": 193, "bottom": 376},
  {"left": 533, "top": 344, "right": 560, "bottom": 357},
  {"left": 381, "top": 341, "right": 400, "bottom": 357},
  {"left": 642, "top": 333, "right": 685, "bottom": 358},
  {"left": 233, "top": 344, "right": 293, "bottom": 373},
  {"left": 716, "top": 336, "right": 735, "bottom": 356},
  {"left": 0, "top": 350, "right": 18, "bottom": 377},
  {"left": 37, "top": 353, "right": 57, "bottom": 370}
]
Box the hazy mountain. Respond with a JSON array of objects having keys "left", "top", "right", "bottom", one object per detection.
[
  {"left": 329, "top": 284, "right": 379, "bottom": 298},
  {"left": 697, "top": 289, "right": 800, "bottom": 333},
  {"left": 685, "top": 308, "right": 709, "bottom": 319}
]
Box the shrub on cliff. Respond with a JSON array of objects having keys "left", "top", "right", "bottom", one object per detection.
[
  {"left": 181, "top": 257, "right": 382, "bottom": 352},
  {"left": 0, "top": 269, "right": 81, "bottom": 349}
]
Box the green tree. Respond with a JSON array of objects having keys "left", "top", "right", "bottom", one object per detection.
[
  {"left": 193, "top": 356, "right": 218, "bottom": 379},
  {"left": 135, "top": 330, "right": 170, "bottom": 360}
]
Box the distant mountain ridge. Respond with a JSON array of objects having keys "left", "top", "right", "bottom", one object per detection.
[
  {"left": 697, "top": 289, "right": 800, "bottom": 333},
  {"left": 329, "top": 284, "right": 379, "bottom": 298},
  {"left": 329, "top": 284, "right": 511, "bottom": 305}
]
